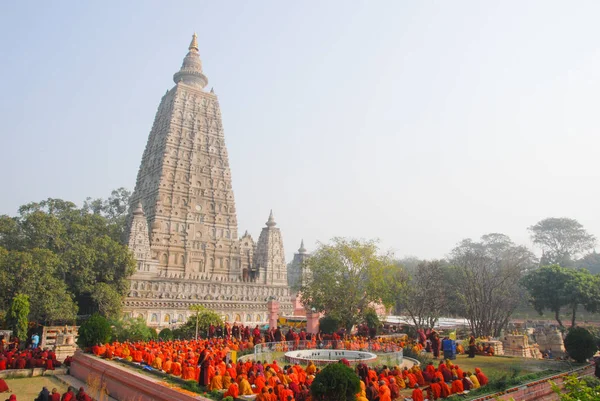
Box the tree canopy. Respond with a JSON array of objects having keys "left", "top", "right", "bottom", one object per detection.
[
  {"left": 450, "top": 233, "right": 535, "bottom": 337},
  {"left": 394, "top": 260, "right": 447, "bottom": 331},
  {"left": 529, "top": 217, "right": 596, "bottom": 266},
  {"left": 0, "top": 192, "right": 135, "bottom": 324},
  {"left": 299, "top": 238, "right": 399, "bottom": 332},
  {"left": 522, "top": 264, "right": 600, "bottom": 328}
]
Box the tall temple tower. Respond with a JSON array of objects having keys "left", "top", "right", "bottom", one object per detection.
[{"left": 124, "top": 34, "right": 293, "bottom": 326}]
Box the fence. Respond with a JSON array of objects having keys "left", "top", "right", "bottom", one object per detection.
[{"left": 253, "top": 340, "right": 403, "bottom": 366}]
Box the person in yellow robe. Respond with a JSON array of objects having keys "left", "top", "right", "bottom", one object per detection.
[
  {"left": 468, "top": 372, "right": 480, "bottom": 389},
  {"left": 208, "top": 373, "right": 223, "bottom": 390},
  {"left": 239, "top": 376, "right": 253, "bottom": 395}
]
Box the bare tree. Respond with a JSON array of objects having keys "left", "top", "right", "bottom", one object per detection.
[
  {"left": 450, "top": 233, "right": 535, "bottom": 337},
  {"left": 396, "top": 260, "right": 446, "bottom": 331},
  {"left": 529, "top": 217, "right": 596, "bottom": 266}
]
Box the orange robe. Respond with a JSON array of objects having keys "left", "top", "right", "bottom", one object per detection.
[
  {"left": 223, "top": 383, "right": 239, "bottom": 398},
  {"left": 208, "top": 374, "right": 223, "bottom": 390},
  {"left": 451, "top": 379, "right": 464, "bottom": 394},
  {"left": 378, "top": 384, "right": 391, "bottom": 401},
  {"left": 412, "top": 388, "right": 424, "bottom": 401}
]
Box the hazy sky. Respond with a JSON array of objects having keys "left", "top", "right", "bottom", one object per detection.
[{"left": 2, "top": 1, "right": 600, "bottom": 261}]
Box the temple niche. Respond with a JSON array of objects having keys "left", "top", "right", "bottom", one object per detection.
[{"left": 123, "top": 34, "right": 293, "bottom": 326}]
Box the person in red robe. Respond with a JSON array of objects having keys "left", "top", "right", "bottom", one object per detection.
[
  {"left": 475, "top": 368, "right": 488, "bottom": 386},
  {"left": 223, "top": 382, "right": 239, "bottom": 399},
  {"left": 61, "top": 387, "right": 75, "bottom": 401},
  {"left": 412, "top": 385, "right": 424, "bottom": 401},
  {"left": 51, "top": 388, "right": 61, "bottom": 401},
  {"left": 0, "top": 379, "right": 9, "bottom": 393},
  {"left": 76, "top": 387, "right": 92, "bottom": 401},
  {"left": 451, "top": 376, "right": 464, "bottom": 394},
  {"left": 197, "top": 348, "right": 210, "bottom": 386}
]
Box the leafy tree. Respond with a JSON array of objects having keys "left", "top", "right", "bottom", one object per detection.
[
  {"left": 0, "top": 248, "right": 76, "bottom": 324},
  {"left": 185, "top": 305, "right": 222, "bottom": 339},
  {"left": 0, "top": 193, "right": 136, "bottom": 319},
  {"left": 159, "top": 328, "right": 174, "bottom": 340},
  {"left": 395, "top": 260, "right": 446, "bottom": 331},
  {"left": 310, "top": 363, "right": 360, "bottom": 401},
  {"left": 111, "top": 316, "right": 156, "bottom": 342},
  {"left": 529, "top": 217, "right": 596, "bottom": 266},
  {"left": 319, "top": 316, "right": 341, "bottom": 335},
  {"left": 450, "top": 233, "right": 535, "bottom": 337},
  {"left": 576, "top": 251, "right": 600, "bottom": 275},
  {"left": 564, "top": 327, "right": 597, "bottom": 363},
  {"left": 77, "top": 314, "right": 112, "bottom": 348},
  {"left": 8, "top": 294, "right": 29, "bottom": 342},
  {"left": 363, "top": 307, "right": 381, "bottom": 337},
  {"left": 83, "top": 187, "right": 131, "bottom": 240},
  {"left": 91, "top": 282, "right": 123, "bottom": 319},
  {"left": 551, "top": 375, "right": 600, "bottom": 401},
  {"left": 300, "top": 238, "right": 399, "bottom": 332},
  {"left": 522, "top": 265, "right": 600, "bottom": 328}
]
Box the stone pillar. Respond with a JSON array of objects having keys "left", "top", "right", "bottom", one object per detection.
[
  {"left": 306, "top": 310, "right": 321, "bottom": 335},
  {"left": 267, "top": 300, "right": 280, "bottom": 329}
]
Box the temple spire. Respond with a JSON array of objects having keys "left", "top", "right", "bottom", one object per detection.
[
  {"left": 189, "top": 32, "right": 199, "bottom": 52},
  {"left": 298, "top": 239, "right": 307, "bottom": 254},
  {"left": 173, "top": 33, "right": 208, "bottom": 88},
  {"left": 266, "top": 210, "right": 276, "bottom": 227}
]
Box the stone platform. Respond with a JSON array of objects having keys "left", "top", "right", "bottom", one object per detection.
[{"left": 70, "top": 351, "right": 212, "bottom": 401}]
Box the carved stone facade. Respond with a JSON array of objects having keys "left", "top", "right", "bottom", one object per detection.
[{"left": 123, "top": 34, "right": 293, "bottom": 326}]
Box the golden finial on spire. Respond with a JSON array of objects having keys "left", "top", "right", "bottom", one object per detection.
[{"left": 189, "top": 32, "right": 199, "bottom": 52}]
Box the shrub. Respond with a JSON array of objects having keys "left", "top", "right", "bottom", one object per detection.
[
  {"left": 310, "top": 362, "right": 360, "bottom": 401},
  {"left": 223, "top": 397, "right": 234, "bottom": 401},
  {"left": 78, "top": 314, "right": 112, "bottom": 349},
  {"left": 319, "top": 315, "right": 341, "bottom": 335},
  {"left": 8, "top": 294, "right": 29, "bottom": 342},
  {"left": 159, "top": 328, "right": 174, "bottom": 340},
  {"left": 564, "top": 327, "right": 597, "bottom": 363}
]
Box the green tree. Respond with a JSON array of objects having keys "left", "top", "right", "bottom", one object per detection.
[
  {"left": 522, "top": 265, "right": 600, "bottom": 328},
  {"left": 529, "top": 217, "right": 596, "bottom": 266},
  {"left": 450, "top": 233, "right": 535, "bottom": 337},
  {"left": 300, "top": 238, "right": 399, "bottom": 332},
  {"left": 0, "top": 193, "right": 136, "bottom": 319},
  {"left": 159, "top": 328, "right": 174, "bottom": 340},
  {"left": 319, "top": 316, "right": 341, "bottom": 335},
  {"left": 310, "top": 363, "right": 360, "bottom": 401},
  {"left": 576, "top": 251, "right": 600, "bottom": 275},
  {"left": 8, "top": 294, "right": 29, "bottom": 342},
  {"left": 564, "top": 327, "right": 597, "bottom": 363},
  {"left": 186, "top": 305, "right": 223, "bottom": 339},
  {"left": 395, "top": 260, "right": 446, "bottom": 331},
  {"left": 0, "top": 248, "right": 76, "bottom": 324},
  {"left": 77, "top": 314, "right": 112, "bottom": 348},
  {"left": 551, "top": 375, "right": 600, "bottom": 401},
  {"left": 111, "top": 316, "right": 156, "bottom": 342},
  {"left": 91, "top": 283, "right": 123, "bottom": 319}
]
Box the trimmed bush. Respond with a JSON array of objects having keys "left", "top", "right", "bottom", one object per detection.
[
  {"left": 77, "top": 314, "right": 112, "bottom": 349},
  {"left": 310, "top": 362, "right": 360, "bottom": 401},
  {"left": 564, "top": 327, "right": 597, "bottom": 363},
  {"left": 159, "top": 328, "right": 174, "bottom": 340},
  {"left": 319, "top": 315, "right": 341, "bottom": 335}
]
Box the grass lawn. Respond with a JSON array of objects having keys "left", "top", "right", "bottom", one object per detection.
[{"left": 3, "top": 376, "right": 68, "bottom": 400}]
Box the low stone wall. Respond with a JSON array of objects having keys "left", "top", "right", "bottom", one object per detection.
[
  {"left": 70, "top": 351, "right": 212, "bottom": 401},
  {"left": 470, "top": 364, "right": 594, "bottom": 401},
  {"left": 0, "top": 367, "right": 67, "bottom": 379}
]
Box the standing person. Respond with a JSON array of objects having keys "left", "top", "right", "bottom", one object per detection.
[
  {"left": 198, "top": 347, "right": 210, "bottom": 386},
  {"left": 31, "top": 333, "right": 40, "bottom": 349},
  {"left": 468, "top": 335, "right": 476, "bottom": 358},
  {"left": 430, "top": 331, "right": 440, "bottom": 360}
]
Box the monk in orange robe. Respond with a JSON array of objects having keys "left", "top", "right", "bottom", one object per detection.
[
  {"left": 411, "top": 386, "right": 424, "bottom": 401},
  {"left": 451, "top": 376, "right": 464, "bottom": 394},
  {"left": 162, "top": 358, "right": 173, "bottom": 374},
  {"left": 208, "top": 372, "right": 223, "bottom": 390},
  {"left": 377, "top": 381, "right": 391, "bottom": 401},
  {"left": 223, "top": 382, "right": 239, "bottom": 399}
]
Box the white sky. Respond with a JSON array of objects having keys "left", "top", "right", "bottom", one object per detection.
[{"left": 1, "top": 1, "right": 599, "bottom": 261}]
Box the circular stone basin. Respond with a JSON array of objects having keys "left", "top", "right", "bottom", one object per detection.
[{"left": 285, "top": 349, "right": 378, "bottom": 366}]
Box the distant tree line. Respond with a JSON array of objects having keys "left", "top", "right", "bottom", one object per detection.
[{"left": 300, "top": 217, "right": 600, "bottom": 337}]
